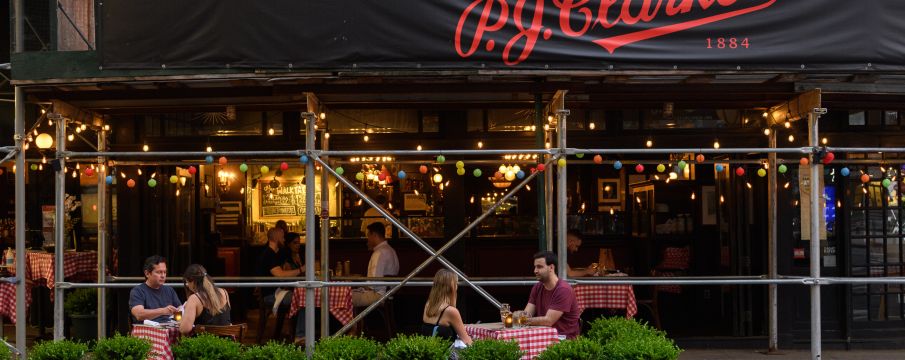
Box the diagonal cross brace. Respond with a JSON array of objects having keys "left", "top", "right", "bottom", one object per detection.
[{"left": 315, "top": 155, "right": 554, "bottom": 335}]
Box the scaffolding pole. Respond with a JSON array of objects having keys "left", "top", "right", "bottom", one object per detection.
[
  {"left": 768, "top": 130, "right": 779, "bottom": 353},
  {"left": 97, "top": 129, "right": 107, "bottom": 339},
  {"left": 808, "top": 108, "right": 826, "bottom": 360},
  {"left": 556, "top": 110, "right": 569, "bottom": 279},
  {"left": 13, "top": 86, "right": 27, "bottom": 360},
  {"left": 319, "top": 128, "right": 331, "bottom": 339},
  {"left": 303, "top": 113, "right": 317, "bottom": 356},
  {"left": 53, "top": 118, "right": 67, "bottom": 340}
]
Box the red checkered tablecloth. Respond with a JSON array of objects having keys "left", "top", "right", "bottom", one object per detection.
[
  {"left": 574, "top": 284, "right": 637, "bottom": 318},
  {"left": 0, "top": 282, "right": 32, "bottom": 324},
  {"left": 466, "top": 323, "right": 559, "bottom": 360},
  {"left": 132, "top": 325, "right": 180, "bottom": 360},
  {"left": 288, "top": 287, "right": 354, "bottom": 325},
  {"left": 10, "top": 251, "right": 98, "bottom": 289}
]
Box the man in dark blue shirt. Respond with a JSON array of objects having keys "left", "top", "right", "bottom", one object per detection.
[{"left": 130, "top": 255, "right": 182, "bottom": 323}]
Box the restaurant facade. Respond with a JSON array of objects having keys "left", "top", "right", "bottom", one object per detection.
[{"left": 3, "top": 0, "right": 905, "bottom": 357}]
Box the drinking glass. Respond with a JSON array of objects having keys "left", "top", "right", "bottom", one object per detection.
[
  {"left": 499, "top": 303, "right": 511, "bottom": 323},
  {"left": 517, "top": 311, "right": 528, "bottom": 328}
]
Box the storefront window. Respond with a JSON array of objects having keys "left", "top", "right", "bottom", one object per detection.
[{"left": 324, "top": 109, "right": 420, "bottom": 134}]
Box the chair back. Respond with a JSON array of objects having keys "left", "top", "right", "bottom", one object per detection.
[{"left": 195, "top": 323, "right": 248, "bottom": 342}]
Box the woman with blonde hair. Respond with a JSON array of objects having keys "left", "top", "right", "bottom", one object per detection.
[
  {"left": 179, "top": 264, "right": 231, "bottom": 334},
  {"left": 421, "top": 269, "right": 472, "bottom": 345}
]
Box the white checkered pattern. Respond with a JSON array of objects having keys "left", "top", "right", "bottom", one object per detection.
[
  {"left": 574, "top": 284, "right": 637, "bottom": 318},
  {"left": 466, "top": 323, "right": 559, "bottom": 360},
  {"left": 288, "top": 287, "right": 354, "bottom": 325},
  {"left": 132, "top": 325, "right": 180, "bottom": 360},
  {"left": 0, "top": 282, "right": 31, "bottom": 324}
]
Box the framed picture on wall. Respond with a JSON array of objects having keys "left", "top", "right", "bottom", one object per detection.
[
  {"left": 597, "top": 178, "right": 623, "bottom": 205},
  {"left": 701, "top": 185, "right": 717, "bottom": 225}
]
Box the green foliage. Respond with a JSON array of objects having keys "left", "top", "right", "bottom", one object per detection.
[
  {"left": 382, "top": 334, "right": 450, "bottom": 360},
  {"left": 458, "top": 339, "right": 522, "bottom": 360},
  {"left": 0, "top": 339, "right": 12, "bottom": 360},
  {"left": 171, "top": 333, "right": 242, "bottom": 360},
  {"left": 27, "top": 340, "right": 88, "bottom": 360},
  {"left": 312, "top": 336, "right": 382, "bottom": 360},
  {"left": 92, "top": 333, "right": 152, "bottom": 360},
  {"left": 535, "top": 338, "right": 604, "bottom": 360},
  {"left": 242, "top": 341, "right": 305, "bottom": 360},
  {"left": 63, "top": 289, "right": 97, "bottom": 316},
  {"left": 585, "top": 317, "right": 682, "bottom": 360}
]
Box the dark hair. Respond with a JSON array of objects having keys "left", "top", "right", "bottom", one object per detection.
[
  {"left": 366, "top": 222, "right": 386, "bottom": 238},
  {"left": 533, "top": 251, "right": 557, "bottom": 268},
  {"left": 285, "top": 232, "right": 301, "bottom": 244},
  {"left": 143, "top": 255, "right": 166, "bottom": 275},
  {"left": 566, "top": 229, "right": 583, "bottom": 239}
]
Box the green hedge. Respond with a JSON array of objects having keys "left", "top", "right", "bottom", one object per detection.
[
  {"left": 0, "top": 339, "right": 12, "bottom": 360},
  {"left": 458, "top": 339, "right": 522, "bottom": 360},
  {"left": 242, "top": 341, "right": 305, "bottom": 360},
  {"left": 63, "top": 289, "right": 96, "bottom": 316},
  {"left": 92, "top": 334, "right": 152, "bottom": 360},
  {"left": 172, "top": 333, "right": 243, "bottom": 360},
  {"left": 535, "top": 337, "right": 604, "bottom": 360},
  {"left": 585, "top": 317, "right": 682, "bottom": 360},
  {"left": 27, "top": 340, "right": 88, "bottom": 360},
  {"left": 383, "top": 334, "right": 449, "bottom": 360},
  {"left": 312, "top": 336, "right": 382, "bottom": 360}
]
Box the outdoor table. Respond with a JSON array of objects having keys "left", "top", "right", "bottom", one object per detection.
[
  {"left": 574, "top": 275, "right": 637, "bottom": 318},
  {"left": 465, "top": 323, "right": 559, "bottom": 360},
  {"left": 132, "top": 324, "right": 181, "bottom": 360},
  {"left": 0, "top": 281, "right": 31, "bottom": 324},
  {"left": 9, "top": 251, "right": 98, "bottom": 289},
  {"left": 288, "top": 286, "right": 354, "bottom": 324}
]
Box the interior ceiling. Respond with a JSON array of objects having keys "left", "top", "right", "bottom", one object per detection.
[{"left": 21, "top": 72, "right": 905, "bottom": 114}]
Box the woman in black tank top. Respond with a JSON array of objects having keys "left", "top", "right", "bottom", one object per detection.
[
  {"left": 421, "top": 269, "right": 473, "bottom": 345},
  {"left": 179, "top": 264, "right": 232, "bottom": 335}
]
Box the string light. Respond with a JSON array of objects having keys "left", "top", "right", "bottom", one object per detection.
[
  {"left": 363, "top": 135, "right": 369, "bottom": 142},
  {"left": 788, "top": 135, "right": 795, "bottom": 142},
  {"left": 762, "top": 112, "right": 769, "bottom": 118},
  {"left": 80, "top": 124, "right": 87, "bottom": 131},
  {"left": 103, "top": 125, "right": 110, "bottom": 131},
  {"left": 143, "top": 144, "right": 149, "bottom": 152},
  {"left": 416, "top": 145, "right": 422, "bottom": 151},
  {"left": 268, "top": 128, "right": 275, "bottom": 135},
  {"left": 324, "top": 132, "right": 330, "bottom": 139},
  {"left": 821, "top": 137, "right": 828, "bottom": 145},
  {"left": 477, "top": 141, "right": 483, "bottom": 149},
  {"left": 763, "top": 128, "right": 771, "bottom": 136},
  {"left": 589, "top": 122, "right": 596, "bottom": 130},
  {"left": 784, "top": 182, "right": 790, "bottom": 189},
  {"left": 720, "top": 195, "right": 725, "bottom": 203},
  {"left": 713, "top": 140, "right": 720, "bottom": 149},
  {"left": 691, "top": 192, "right": 696, "bottom": 200},
  {"left": 206, "top": 146, "right": 213, "bottom": 152},
  {"left": 784, "top": 121, "right": 791, "bottom": 128},
  {"left": 67, "top": 134, "right": 74, "bottom": 141},
  {"left": 646, "top": 139, "right": 653, "bottom": 148}
]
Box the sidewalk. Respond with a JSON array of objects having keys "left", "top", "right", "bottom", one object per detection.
[{"left": 680, "top": 349, "right": 904, "bottom": 360}]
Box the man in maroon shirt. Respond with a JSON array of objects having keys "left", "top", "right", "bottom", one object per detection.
[{"left": 523, "top": 251, "right": 581, "bottom": 339}]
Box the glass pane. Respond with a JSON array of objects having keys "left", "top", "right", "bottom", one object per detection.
[
  {"left": 467, "top": 110, "right": 484, "bottom": 132},
  {"left": 869, "top": 210, "right": 885, "bottom": 236},
  {"left": 422, "top": 113, "right": 439, "bottom": 133},
  {"left": 488, "top": 109, "right": 534, "bottom": 132},
  {"left": 886, "top": 238, "right": 901, "bottom": 264},
  {"left": 328, "top": 109, "right": 419, "bottom": 134},
  {"left": 566, "top": 109, "right": 587, "bottom": 130},
  {"left": 852, "top": 238, "right": 867, "bottom": 266},
  {"left": 884, "top": 111, "right": 899, "bottom": 126},
  {"left": 265, "top": 111, "right": 283, "bottom": 136},
  {"left": 870, "top": 294, "right": 883, "bottom": 320},
  {"left": 853, "top": 295, "right": 868, "bottom": 321},
  {"left": 588, "top": 110, "right": 606, "bottom": 131},
  {"left": 643, "top": 108, "right": 733, "bottom": 129},
  {"left": 870, "top": 239, "right": 885, "bottom": 265},
  {"left": 852, "top": 282, "right": 867, "bottom": 293},
  {"left": 849, "top": 111, "right": 866, "bottom": 126},
  {"left": 887, "top": 294, "right": 902, "bottom": 320},
  {"left": 851, "top": 210, "right": 866, "bottom": 236},
  {"left": 889, "top": 266, "right": 902, "bottom": 292},
  {"left": 887, "top": 209, "right": 901, "bottom": 235}
]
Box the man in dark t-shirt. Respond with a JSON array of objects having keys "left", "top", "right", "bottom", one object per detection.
[
  {"left": 257, "top": 226, "right": 306, "bottom": 342},
  {"left": 129, "top": 255, "right": 182, "bottom": 323},
  {"left": 523, "top": 251, "right": 581, "bottom": 339}
]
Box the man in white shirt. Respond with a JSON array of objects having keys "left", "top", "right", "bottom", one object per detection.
[
  {"left": 352, "top": 222, "right": 399, "bottom": 307},
  {"left": 360, "top": 195, "right": 393, "bottom": 238}
]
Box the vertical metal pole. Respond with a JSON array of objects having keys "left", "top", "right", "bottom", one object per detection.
[
  {"left": 808, "top": 110, "right": 822, "bottom": 360},
  {"left": 767, "top": 131, "right": 779, "bottom": 352},
  {"left": 319, "top": 128, "right": 330, "bottom": 338},
  {"left": 303, "top": 113, "right": 316, "bottom": 355},
  {"left": 13, "top": 90, "right": 27, "bottom": 360},
  {"left": 97, "top": 130, "right": 107, "bottom": 339},
  {"left": 534, "top": 95, "right": 547, "bottom": 250},
  {"left": 54, "top": 117, "right": 67, "bottom": 340},
  {"left": 13, "top": 0, "right": 26, "bottom": 356},
  {"left": 556, "top": 110, "right": 569, "bottom": 279},
  {"left": 545, "top": 142, "right": 554, "bottom": 251}
]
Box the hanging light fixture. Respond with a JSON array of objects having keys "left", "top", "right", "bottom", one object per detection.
[{"left": 35, "top": 133, "right": 54, "bottom": 149}]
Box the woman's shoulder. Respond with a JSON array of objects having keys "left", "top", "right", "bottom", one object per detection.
[{"left": 443, "top": 305, "right": 462, "bottom": 318}]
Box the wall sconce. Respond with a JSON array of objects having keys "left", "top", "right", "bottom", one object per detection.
[{"left": 217, "top": 170, "right": 235, "bottom": 192}]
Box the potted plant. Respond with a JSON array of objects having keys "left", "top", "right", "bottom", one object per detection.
[
  {"left": 27, "top": 340, "right": 88, "bottom": 360},
  {"left": 383, "top": 334, "right": 450, "bottom": 360},
  {"left": 458, "top": 339, "right": 523, "bottom": 360},
  {"left": 92, "top": 333, "right": 153, "bottom": 360},
  {"left": 63, "top": 289, "right": 97, "bottom": 343},
  {"left": 312, "top": 336, "right": 382, "bottom": 360}
]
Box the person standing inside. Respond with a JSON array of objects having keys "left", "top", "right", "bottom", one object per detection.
[
  {"left": 130, "top": 255, "right": 182, "bottom": 323},
  {"left": 352, "top": 222, "right": 399, "bottom": 306},
  {"left": 522, "top": 251, "right": 581, "bottom": 339}
]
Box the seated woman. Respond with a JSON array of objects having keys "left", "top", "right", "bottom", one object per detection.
[
  {"left": 284, "top": 232, "right": 303, "bottom": 271},
  {"left": 179, "top": 264, "right": 231, "bottom": 335},
  {"left": 421, "top": 269, "right": 473, "bottom": 345}
]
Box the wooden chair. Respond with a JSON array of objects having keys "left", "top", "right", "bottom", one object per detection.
[
  {"left": 195, "top": 323, "right": 248, "bottom": 342},
  {"left": 255, "top": 288, "right": 292, "bottom": 344},
  {"left": 353, "top": 298, "right": 397, "bottom": 341}
]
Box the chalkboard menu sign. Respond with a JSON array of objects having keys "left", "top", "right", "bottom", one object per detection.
[{"left": 260, "top": 180, "right": 305, "bottom": 217}]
